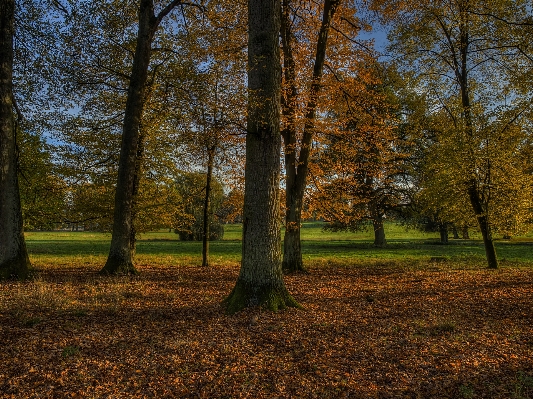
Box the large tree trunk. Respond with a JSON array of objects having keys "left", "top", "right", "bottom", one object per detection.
[
  {"left": 224, "top": 0, "right": 298, "bottom": 314},
  {"left": 101, "top": 0, "right": 183, "bottom": 275},
  {"left": 101, "top": 0, "right": 157, "bottom": 275},
  {"left": 0, "top": 0, "right": 30, "bottom": 280},
  {"left": 439, "top": 223, "right": 448, "bottom": 244},
  {"left": 281, "top": 0, "right": 339, "bottom": 273},
  {"left": 370, "top": 204, "right": 386, "bottom": 247},
  {"left": 202, "top": 148, "right": 214, "bottom": 267}
]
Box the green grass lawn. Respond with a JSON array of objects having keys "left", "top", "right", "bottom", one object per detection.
[{"left": 24, "top": 222, "right": 533, "bottom": 269}]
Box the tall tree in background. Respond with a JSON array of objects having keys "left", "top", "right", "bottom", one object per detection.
[
  {"left": 280, "top": 0, "right": 375, "bottom": 272},
  {"left": 178, "top": 65, "right": 246, "bottom": 266},
  {"left": 101, "top": 0, "right": 189, "bottom": 275},
  {"left": 310, "top": 67, "right": 409, "bottom": 247},
  {"left": 371, "top": 0, "right": 532, "bottom": 269},
  {"left": 0, "top": 0, "right": 30, "bottom": 280},
  {"left": 224, "top": 0, "right": 299, "bottom": 313},
  {"left": 280, "top": 0, "right": 340, "bottom": 273}
]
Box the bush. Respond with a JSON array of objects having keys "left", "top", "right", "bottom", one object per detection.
[{"left": 176, "top": 219, "right": 224, "bottom": 241}]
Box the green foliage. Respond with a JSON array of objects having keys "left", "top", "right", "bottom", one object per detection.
[
  {"left": 17, "top": 127, "right": 66, "bottom": 230},
  {"left": 512, "top": 371, "right": 533, "bottom": 399},
  {"left": 459, "top": 384, "right": 475, "bottom": 399},
  {"left": 174, "top": 172, "right": 225, "bottom": 241}
]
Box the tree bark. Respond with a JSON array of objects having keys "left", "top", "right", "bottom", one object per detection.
[
  {"left": 224, "top": 0, "right": 298, "bottom": 314},
  {"left": 439, "top": 223, "right": 448, "bottom": 244},
  {"left": 101, "top": 0, "right": 156, "bottom": 275},
  {"left": 281, "top": 0, "right": 339, "bottom": 273},
  {"left": 468, "top": 183, "right": 498, "bottom": 268},
  {"left": 370, "top": 206, "right": 386, "bottom": 247},
  {"left": 202, "top": 148, "right": 214, "bottom": 267},
  {"left": 452, "top": 225, "right": 459, "bottom": 239},
  {"left": 128, "top": 129, "right": 146, "bottom": 258},
  {"left": 0, "top": 0, "right": 30, "bottom": 280}
]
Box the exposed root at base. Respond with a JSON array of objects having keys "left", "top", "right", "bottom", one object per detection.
[{"left": 224, "top": 279, "right": 301, "bottom": 315}]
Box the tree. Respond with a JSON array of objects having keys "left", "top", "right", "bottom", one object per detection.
[
  {"left": 413, "top": 106, "right": 533, "bottom": 243},
  {"left": 174, "top": 172, "right": 225, "bottom": 242},
  {"left": 309, "top": 65, "right": 410, "bottom": 247},
  {"left": 18, "top": 128, "right": 66, "bottom": 230},
  {"left": 176, "top": 62, "right": 246, "bottom": 266},
  {"left": 101, "top": 0, "right": 194, "bottom": 275},
  {"left": 280, "top": 0, "right": 376, "bottom": 272},
  {"left": 0, "top": 0, "right": 30, "bottom": 280},
  {"left": 371, "top": 0, "right": 532, "bottom": 269},
  {"left": 45, "top": 0, "right": 243, "bottom": 260},
  {"left": 224, "top": 0, "right": 299, "bottom": 313}
]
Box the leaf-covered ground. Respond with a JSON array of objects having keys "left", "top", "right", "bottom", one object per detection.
[{"left": 1, "top": 262, "right": 532, "bottom": 398}]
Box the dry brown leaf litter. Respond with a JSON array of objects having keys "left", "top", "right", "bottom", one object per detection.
[{"left": 0, "top": 263, "right": 532, "bottom": 398}]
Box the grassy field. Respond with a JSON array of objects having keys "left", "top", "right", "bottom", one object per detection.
[
  {"left": 24, "top": 222, "right": 533, "bottom": 270},
  {"left": 1, "top": 222, "right": 532, "bottom": 398}
]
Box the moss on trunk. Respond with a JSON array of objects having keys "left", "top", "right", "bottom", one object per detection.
[
  {"left": 100, "top": 255, "right": 138, "bottom": 276},
  {"left": 0, "top": 252, "right": 30, "bottom": 280},
  {"left": 224, "top": 278, "right": 301, "bottom": 315}
]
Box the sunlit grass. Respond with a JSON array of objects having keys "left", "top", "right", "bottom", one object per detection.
[{"left": 24, "top": 222, "right": 533, "bottom": 271}]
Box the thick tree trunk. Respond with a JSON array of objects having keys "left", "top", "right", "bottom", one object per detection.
[
  {"left": 462, "top": 225, "right": 469, "bottom": 239},
  {"left": 224, "top": 0, "right": 298, "bottom": 314},
  {"left": 371, "top": 213, "right": 386, "bottom": 247},
  {"left": 101, "top": 0, "right": 157, "bottom": 275},
  {"left": 0, "top": 0, "right": 30, "bottom": 280},
  {"left": 281, "top": 0, "right": 339, "bottom": 273},
  {"left": 439, "top": 223, "right": 448, "bottom": 244},
  {"left": 202, "top": 149, "right": 214, "bottom": 267},
  {"left": 282, "top": 209, "right": 303, "bottom": 272},
  {"left": 452, "top": 225, "right": 459, "bottom": 239}
]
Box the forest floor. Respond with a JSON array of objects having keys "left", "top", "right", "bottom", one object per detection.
[{"left": 1, "top": 261, "right": 532, "bottom": 399}]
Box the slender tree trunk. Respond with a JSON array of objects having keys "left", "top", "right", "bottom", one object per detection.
[
  {"left": 462, "top": 225, "right": 469, "bottom": 239},
  {"left": 281, "top": 0, "right": 339, "bottom": 273},
  {"left": 454, "top": 8, "right": 498, "bottom": 269},
  {"left": 101, "top": 0, "right": 157, "bottom": 275},
  {"left": 280, "top": 0, "right": 305, "bottom": 273},
  {"left": 0, "top": 0, "right": 30, "bottom": 280},
  {"left": 202, "top": 148, "right": 214, "bottom": 267},
  {"left": 468, "top": 183, "right": 498, "bottom": 268},
  {"left": 224, "top": 0, "right": 299, "bottom": 314}
]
